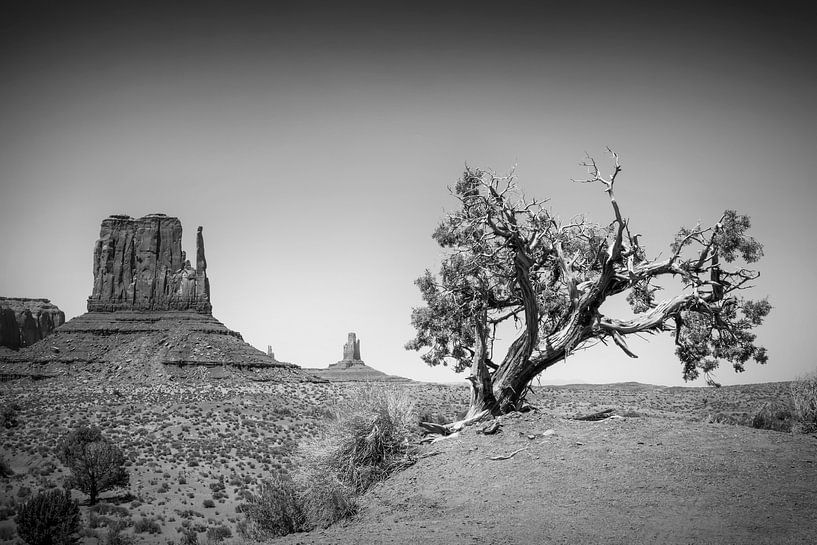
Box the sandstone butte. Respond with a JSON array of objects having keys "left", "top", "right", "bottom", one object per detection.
[
  {"left": 0, "top": 297, "right": 65, "bottom": 350},
  {"left": 305, "top": 332, "right": 410, "bottom": 382},
  {"left": 0, "top": 214, "right": 319, "bottom": 383}
]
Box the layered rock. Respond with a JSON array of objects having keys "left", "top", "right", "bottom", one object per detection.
[
  {"left": 1, "top": 213, "right": 321, "bottom": 384},
  {"left": 0, "top": 298, "right": 65, "bottom": 350},
  {"left": 87, "top": 214, "right": 211, "bottom": 313}
]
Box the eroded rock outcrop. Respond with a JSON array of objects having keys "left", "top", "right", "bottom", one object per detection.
[
  {"left": 87, "top": 214, "right": 211, "bottom": 313},
  {"left": 0, "top": 298, "right": 65, "bottom": 350},
  {"left": 330, "top": 332, "right": 365, "bottom": 369},
  {"left": 1, "top": 214, "right": 320, "bottom": 384}
]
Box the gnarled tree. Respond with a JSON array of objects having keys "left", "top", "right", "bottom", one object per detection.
[{"left": 407, "top": 151, "right": 770, "bottom": 420}]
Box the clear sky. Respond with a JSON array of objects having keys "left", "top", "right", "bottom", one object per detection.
[{"left": 1, "top": 1, "right": 815, "bottom": 385}]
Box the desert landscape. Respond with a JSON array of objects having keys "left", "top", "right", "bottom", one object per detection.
[
  {"left": 1, "top": 376, "right": 816, "bottom": 544},
  {"left": 3, "top": 3, "right": 817, "bottom": 545}
]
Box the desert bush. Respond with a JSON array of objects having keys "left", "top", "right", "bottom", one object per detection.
[
  {"left": 133, "top": 516, "right": 161, "bottom": 534},
  {"left": 204, "top": 524, "right": 231, "bottom": 543},
  {"left": 104, "top": 528, "right": 134, "bottom": 545},
  {"left": 706, "top": 412, "right": 732, "bottom": 425},
  {"left": 298, "top": 472, "right": 357, "bottom": 529},
  {"left": 202, "top": 499, "right": 215, "bottom": 509},
  {"left": 238, "top": 475, "right": 307, "bottom": 540},
  {"left": 0, "top": 455, "right": 12, "bottom": 477},
  {"left": 57, "top": 426, "right": 129, "bottom": 505},
  {"left": 238, "top": 387, "right": 415, "bottom": 536},
  {"left": 90, "top": 503, "right": 130, "bottom": 517},
  {"left": 16, "top": 489, "right": 80, "bottom": 545},
  {"left": 790, "top": 372, "right": 817, "bottom": 433},
  {"left": 178, "top": 529, "right": 198, "bottom": 545},
  {"left": 0, "top": 526, "right": 16, "bottom": 541},
  {"left": 751, "top": 401, "right": 793, "bottom": 432},
  {"left": 1, "top": 402, "right": 20, "bottom": 428}
]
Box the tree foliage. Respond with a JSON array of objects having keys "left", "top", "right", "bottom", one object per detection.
[
  {"left": 407, "top": 152, "right": 770, "bottom": 415},
  {"left": 57, "top": 426, "right": 129, "bottom": 505}
]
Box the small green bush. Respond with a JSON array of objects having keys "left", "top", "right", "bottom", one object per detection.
[{"left": 16, "top": 489, "right": 80, "bottom": 545}]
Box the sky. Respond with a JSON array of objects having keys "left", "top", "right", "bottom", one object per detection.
[{"left": 1, "top": 1, "right": 815, "bottom": 386}]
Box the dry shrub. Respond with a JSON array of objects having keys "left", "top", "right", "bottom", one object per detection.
[
  {"left": 790, "top": 372, "right": 817, "bottom": 433},
  {"left": 297, "top": 472, "right": 357, "bottom": 529},
  {"left": 240, "top": 386, "right": 416, "bottom": 538},
  {"left": 0, "top": 455, "right": 12, "bottom": 477},
  {"left": 238, "top": 475, "right": 307, "bottom": 540},
  {"left": 751, "top": 401, "right": 793, "bottom": 432},
  {"left": 302, "top": 385, "right": 418, "bottom": 493},
  {"left": 16, "top": 489, "right": 80, "bottom": 545}
]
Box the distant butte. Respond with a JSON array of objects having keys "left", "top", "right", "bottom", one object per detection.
[
  {"left": 307, "top": 332, "right": 410, "bottom": 382},
  {"left": 329, "top": 332, "right": 365, "bottom": 369},
  {"left": 0, "top": 214, "right": 320, "bottom": 383}
]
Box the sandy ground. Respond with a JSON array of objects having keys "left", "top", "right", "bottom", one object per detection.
[{"left": 271, "top": 411, "right": 817, "bottom": 545}]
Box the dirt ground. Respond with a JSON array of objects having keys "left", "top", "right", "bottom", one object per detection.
[{"left": 271, "top": 411, "right": 817, "bottom": 545}]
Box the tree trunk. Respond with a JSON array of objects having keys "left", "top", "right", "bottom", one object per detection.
[
  {"left": 465, "top": 315, "right": 497, "bottom": 418},
  {"left": 489, "top": 249, "right": 541, "bottom": 412},
  {"left": 493, "top": 313, "right": 593, "bottom": 413}
]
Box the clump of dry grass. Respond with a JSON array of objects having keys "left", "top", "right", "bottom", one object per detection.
[
  {"left": 301, "top": 385, "right": 418, "bottom": 493},
  {"left": 239, "top": 385, "right": 417, "bottom": 538},
  {"left": 790, "top": 372, "right": 817, "bottom": 433},
  {"left": 752, "top": 401, "right": 794, "bottom": 432}
]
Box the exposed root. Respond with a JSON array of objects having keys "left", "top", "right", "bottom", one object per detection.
[
  {"left": 488, "top": 447, "right": 528, "bottom": 461},
  {"left": 418, "top": 409, "right": 492, "bottom": 444}
]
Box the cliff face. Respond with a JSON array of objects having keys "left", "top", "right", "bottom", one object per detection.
[
  {"left": 87, "top": 214, "right": 211, "bottom": 313},
  {"left": 0, "top": 297, "right": 65, "bottom": 350}
]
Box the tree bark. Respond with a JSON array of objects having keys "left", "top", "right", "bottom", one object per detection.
[
  {"left": 465, "top": 314, "right": 497, "bottom": 417},
  {"left": 488, "top": 248, "right": 542, "bottom": 412}
]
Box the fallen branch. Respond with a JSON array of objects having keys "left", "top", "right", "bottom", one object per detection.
[
  {"left": 488, "top": 446, "right": 528, "bottom": 460},
  {"left": 574, "top": 408, "right": 614, "bottom": 421}
]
